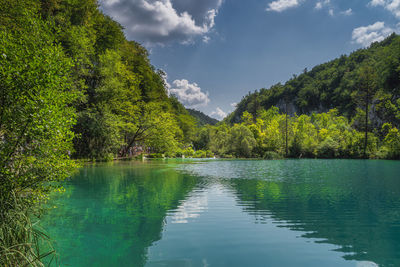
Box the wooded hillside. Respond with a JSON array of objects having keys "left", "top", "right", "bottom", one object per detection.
[{"left": 227, "top": 34, "right": 400, "bottom": 131}]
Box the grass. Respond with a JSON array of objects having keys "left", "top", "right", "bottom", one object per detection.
[{"left": 0, "top": 192, "right": 57, "bottom": 267}]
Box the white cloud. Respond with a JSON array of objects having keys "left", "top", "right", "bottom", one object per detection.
[
  {"left": 169, "top": 79, "right": 210, "bottom": 108},
  {"left": 352, "top": 21, "right": 394, "bottom": 47},
  {"left": 315, "top": 0, "right": 345, "bottom": 16},
  {"left": 387, "top": 0, "right": 400, "bottom": 17},
  {"left": 315, "top": 2, "right": 323, "bottom": 9},
  {"left": 203, "top": 36, "right": 211, "bottom": 43},
  {"left": 369, "top": 0, "right": 400, "bottom": 18},
  {"left": 315, "top": 0, "right": 330, "bottom": 10},
  {"left": 210, "top": 107, "right": 227, "bottom": 120},
  {"left": 230, "top": 102, "right": 237, "bottom": 108},
  {"left": 341, "top": 8, "right": 353, "bottom": 15},
  {"left": 99, "top": 0, "right": 223, "bottom": 45},
  {"left": 266, "top": 0, "right": 300, "bottom": 12}
]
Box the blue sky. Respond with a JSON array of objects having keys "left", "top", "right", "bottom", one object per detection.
[{"left": 100, "top": 0, "right": 400, "bottom": 119}]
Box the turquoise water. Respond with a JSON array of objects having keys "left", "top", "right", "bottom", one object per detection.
[{"left": 40, "top": 159, "right": 400, "bottom": 266}]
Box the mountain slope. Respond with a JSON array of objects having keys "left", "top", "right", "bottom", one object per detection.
[
  {"left": 18, "top": 0, "right": 199, "bottom": 159},
  {"left": 187, "top": 109, "right": 219, "bottom": 126},
  {"left": 226, "top": 33, "right": 400, "bottom": 129}
]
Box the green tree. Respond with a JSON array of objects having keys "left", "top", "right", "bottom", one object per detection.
[
  {"left": 230, "top": 124, "right": 257, "bottom": 158},
  {"left": 209, "top": 124, "right": 232, "bottom": 157},
  {"left": 0, "top": 1, "right": 78, "bottom": 264},
  {"left": 354, "top": 63, "right": 378, "bottom": 158},
  {"left": 193, "top": 126, "right": 211, "bottom": 150},
  {"left": 380, "top": 123, "right": 400, "bottom": 159}
]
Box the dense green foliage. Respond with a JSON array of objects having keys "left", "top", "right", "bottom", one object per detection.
[
  {"left": 1, "top": 0, "right": 400, "bottom": 264},
  {"left": 36, "top": 0, "right": 197, "bottom": 160},
  {"left": 198, "top": 107, "right": 400, "bottom": 159},
  {"left": 227, "top": 34, "right": 400, "bottom": 130},
  {"left": 0, "top": 1, "right": 78, "bottom": 265},
  {"left": 187, "top": 108, "right": 219, "bottom": 126},
  {"left": 0, "top": 0, "right": 198, "bottom": 265},
  {"left": 211, "top": 34, "right": 400, "bottom": 159}
]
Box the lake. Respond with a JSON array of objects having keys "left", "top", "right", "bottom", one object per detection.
[{"left": 40, "top": 159, "right": 400, "bottom": 266}]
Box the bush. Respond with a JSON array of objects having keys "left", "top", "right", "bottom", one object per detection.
[
  {"left": 380, "top": 124, "right": 400, "bottom": 159},
  {"left": 99, "top": 153, "right": 115, "bottom": 162},
  {"left": 0, "top": 3, "right": 78, "bottom": 264},
  {"left": 193, "top": 150, "right": 207, "bottom": 158},
  {"left": 183, "top": 147, "right": 195, "bottom": 157},
  {"left": 206, "top": 150, "right": 215, "bottom": 158},
  {"left": 317, "top": 137, "right": 339, "bottom": 158},
  {"left": 263, "top": 151, "right": 283, "bottom": 160},
  {"left": 147, "top": 153, "right": 164, "bottom": 159}
]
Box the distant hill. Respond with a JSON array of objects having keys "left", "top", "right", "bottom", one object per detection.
[
  {"left": 187, "top": 109, "right": 219, "bottom": 126},
  {"left": 226, "top": 33, "right": 400, "bottom": 129}
]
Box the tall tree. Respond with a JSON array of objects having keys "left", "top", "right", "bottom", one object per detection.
[
  {"left": 0, "top": 1, "right": 78, "bottom": 263},
  {"left": 356, "top": 63, "right": 378, "bottom": 158},
  {"left": 284, "top": 85, "right": 294, "bottom": 157}
]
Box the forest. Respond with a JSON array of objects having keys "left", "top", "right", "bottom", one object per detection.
[
  {"left": 195, "top": 34, "right": 400, "bottom": 160},
  {"left": 1, "top": 0, "right": 400, "bottom": 265},
  {"left": 196, "top": 107, "right": 400, "bottom": 159},
  {"left": 0, "top": 0, "right": 197, "bottom": 265}
]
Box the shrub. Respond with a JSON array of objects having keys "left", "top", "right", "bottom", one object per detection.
[
  {"left": 147, "top": 153, "right": 164, "bottom": 159},
  {"left": 317, "top": 137, "right": 339, "bottom": 158},
  {"left": 193, "top": 150, "right": 207, "bottom": 158},
  {"left": 263, "top": 151, "right": 283, "bottom": 160}
]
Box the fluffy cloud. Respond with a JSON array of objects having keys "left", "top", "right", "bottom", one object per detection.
[
  {"left": 315, "top": 0, "right": 350, "bottom": 17},
  {"left": 352, "top": 21, "right": 394, "bottom": 47},
  {"left": 202, "top": 36, "right": 211, "bottom": 43},
  {"left": 100, "top": 0, "right": 222, "bottom": 45},
  {"left": 369, "top": 0, "right": 400, "bottom": 18},
  {"left": 210, "top": 107, "right": 227, "bottom": 120},
  {"left": 384, "top": 0, "right": 400, "bottom": 17},
  {"left": 266, "top": 0, "right": 300, "bottom": 12},
  {"left": 230, "top": 102, "right": 237, "bottom": 108},
  {"left": 169, "top": 79, "right": 210, "bottom": 108},
  {"left": 315, "top": 0, "right": 330, "bottom": 10},
  {"left": 340, "top": 8, "right": 353, "bottom": 16},
  {"left": 315, "top": 2, "right": 323, "bottom": 9}
]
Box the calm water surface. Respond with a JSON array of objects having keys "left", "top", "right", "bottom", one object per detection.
[{"left": 40, "top": 159, "right": 400, "bottom": 266}]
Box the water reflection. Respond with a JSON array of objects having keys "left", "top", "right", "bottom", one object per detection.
[
  {"left": 179, "top": 159, "right": 400, "bottom": 266},
  {"left": 169, "top": 189, "right": 208, "bottom": 224},
  {"left": 41, "top": 159, "right": 400, "bottom": 267},
  {"left": 41, "top": 161, "right": 198, "bottom": 266}
]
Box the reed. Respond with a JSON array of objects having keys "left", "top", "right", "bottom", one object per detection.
[{"left": 0, "top": 192, "right": 57, "bottom": 267}]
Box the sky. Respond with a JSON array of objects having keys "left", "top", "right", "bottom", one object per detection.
[{"left": 99, "top": 0, "right": 400, "bottom": 120}]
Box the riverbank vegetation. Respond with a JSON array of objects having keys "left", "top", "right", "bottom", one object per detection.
[
  {"left": 0, "top": 1, "right": 78, "bottom": 265},
  {"left": 1, "top": 0, "right": 400, "bottom": 265},
  {"left": 0, "top": 0, "right": 196, "bottom": 265},
  {"left": 195, "top": 107, "right": 400, "bottom": 159},
  {"left": 219, "top": 33, "right": 400, "bottom": 159}
]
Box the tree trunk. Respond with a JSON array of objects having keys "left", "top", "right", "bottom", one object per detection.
[
  {"left": 285, "top": 101, "right": 288, "bottom": 157},
  {"left": 364, "top": 93, "right": 369, "bottom": 158},
  {"left": 120, "top": 128, "right": 142, "bottom": 157}
]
